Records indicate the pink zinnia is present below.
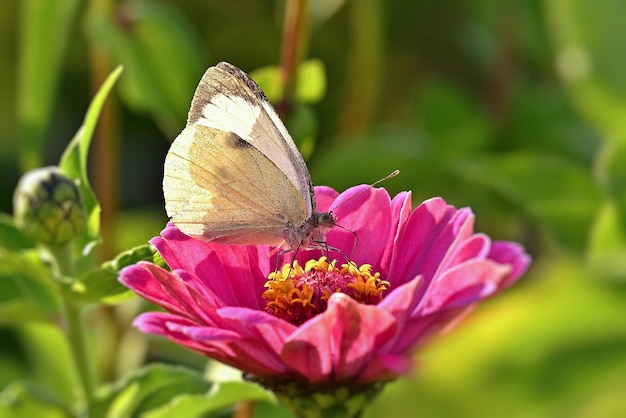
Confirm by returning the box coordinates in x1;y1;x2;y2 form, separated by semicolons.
120;185;529;396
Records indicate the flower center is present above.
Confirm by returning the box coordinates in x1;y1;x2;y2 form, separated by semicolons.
262;257;390;325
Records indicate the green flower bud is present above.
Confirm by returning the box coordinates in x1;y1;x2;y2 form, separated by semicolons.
13;166;86;246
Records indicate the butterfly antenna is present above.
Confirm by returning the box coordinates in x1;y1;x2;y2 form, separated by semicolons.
331;170;400;212
371;169;400;187
322;170;399;264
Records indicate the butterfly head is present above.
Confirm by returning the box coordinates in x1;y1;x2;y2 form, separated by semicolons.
282;211;336;251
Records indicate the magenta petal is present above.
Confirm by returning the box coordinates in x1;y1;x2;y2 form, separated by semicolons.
378;275;424;326
489;241;532;289
359;353;413;382
325;186;393;267
389;198;475;287
314;186;340;212
379;190;413;272
120;263;213;323
217;307;296;355
282;294;397;382
152;225;267;309
133;312;237;360
422;259;512;314
150;223;210;272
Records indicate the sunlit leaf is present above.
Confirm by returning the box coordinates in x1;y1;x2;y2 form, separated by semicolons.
144;381;274;418
0;382;68;418
59;66;123;258
0;213;33;251
0;249;59;323
295;59;326;104
250;66;282;103
98;364;212;417
251;59;326;105
72;244;158;304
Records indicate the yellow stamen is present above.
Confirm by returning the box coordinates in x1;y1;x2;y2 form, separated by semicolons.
263;257;390;325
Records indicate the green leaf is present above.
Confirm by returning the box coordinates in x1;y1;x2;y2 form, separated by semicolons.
295;59;326;104
0;248;60;323
0;212;34;251
0;382;68;418
144;381;275;418
86;2;203;136
588;201;626;280
415;79;491;154
251;59;327;105
72;244;158;304
458;153;602;251
97;364;212;418
602;140;626;224
588;140;626;279
250;66;282;103
59;66;123;257
108;243;159;271
17;0;79;171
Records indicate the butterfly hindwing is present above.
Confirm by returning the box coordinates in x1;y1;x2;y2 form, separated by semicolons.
186;62;315;216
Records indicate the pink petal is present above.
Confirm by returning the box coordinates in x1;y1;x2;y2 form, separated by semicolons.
489;241;531;289
378;275;424;328
314;186;340;212
421;259;512;314
168;321;291;377
325;185;394;267
389;198;474;287
121;263;214;323
217;306;296;355
282;294;397;382
359;353;413;382
152;224;267;309
379;191;413;272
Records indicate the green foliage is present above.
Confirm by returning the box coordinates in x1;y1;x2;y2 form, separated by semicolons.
86;1;204;136
59;66;122;258
17;0;79;171
97;364;212;418
0;382;69;418
73;243;158;304
251;59;327;104
141;381;274;418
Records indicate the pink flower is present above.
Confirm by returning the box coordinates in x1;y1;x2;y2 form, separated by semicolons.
120;186;530;384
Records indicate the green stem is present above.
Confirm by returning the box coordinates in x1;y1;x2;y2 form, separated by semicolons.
278;0;309;119
52;243;97;417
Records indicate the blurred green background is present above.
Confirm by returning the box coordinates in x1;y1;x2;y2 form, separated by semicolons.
2;0;626;417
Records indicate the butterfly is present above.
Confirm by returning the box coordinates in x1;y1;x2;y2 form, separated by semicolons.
163;62;336;251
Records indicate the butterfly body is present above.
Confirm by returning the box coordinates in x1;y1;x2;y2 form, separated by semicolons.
163;62;335;250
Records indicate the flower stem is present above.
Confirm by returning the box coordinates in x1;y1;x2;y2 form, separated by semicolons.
51;243;97;417
278;0;309;118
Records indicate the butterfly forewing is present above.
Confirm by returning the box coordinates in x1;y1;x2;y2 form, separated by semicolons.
163;125;308;246
186;62;315;216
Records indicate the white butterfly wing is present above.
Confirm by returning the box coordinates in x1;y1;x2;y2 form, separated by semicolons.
163;125;308;246
186;62;315;216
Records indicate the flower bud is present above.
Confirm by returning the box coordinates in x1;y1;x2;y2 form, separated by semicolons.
13;166;86;246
